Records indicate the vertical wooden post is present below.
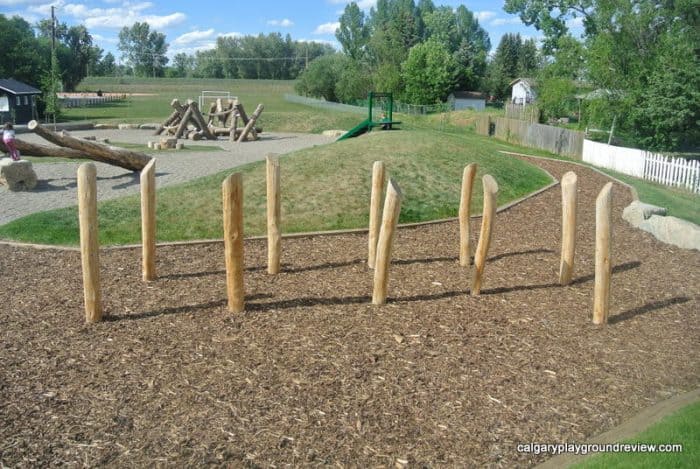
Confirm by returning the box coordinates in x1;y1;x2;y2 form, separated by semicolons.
593;182;613;325
559;171;578;285
223;173;245;313
266;154;281;274
237;104;264;142
140;158;157;281
372;179;403;305
471;175;499;296
459;163;477;267
77;163;102;323
368;161;385;269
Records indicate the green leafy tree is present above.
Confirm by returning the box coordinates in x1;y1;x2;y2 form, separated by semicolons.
401;39;457;104
0;15;46;86
118;22;169;77
41;48;62;122
295;54;346;102
336;2;369;61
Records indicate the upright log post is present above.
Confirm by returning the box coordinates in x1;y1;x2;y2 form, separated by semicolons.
229;115;239;143
368;161;386;269
140;158;157;281
77;163;102;323
372;179;403;305
237;104;264;142
471;175;499;296
223;173;245;313
266;154;281;274
559;171;578;285
459;163;477;267
593;182;613;325
189;101;216;140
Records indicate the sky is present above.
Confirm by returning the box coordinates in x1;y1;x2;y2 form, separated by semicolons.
0;0;584;61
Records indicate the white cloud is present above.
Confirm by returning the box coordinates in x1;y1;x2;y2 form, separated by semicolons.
476;11;496;23
84;11;186;29
173;28;215;45
267;18;294;27
313;22;339;35
491;17;523;26
0;0;45;6
218;31;243;38
328;0;376;10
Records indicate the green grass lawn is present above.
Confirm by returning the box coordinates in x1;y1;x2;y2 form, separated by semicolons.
65;77;362;133
572;401;699;468
0;129;552;246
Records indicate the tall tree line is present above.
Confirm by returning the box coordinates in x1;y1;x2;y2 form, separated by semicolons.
296;0;494;105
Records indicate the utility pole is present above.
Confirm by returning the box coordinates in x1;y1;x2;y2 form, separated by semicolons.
51;6;55;51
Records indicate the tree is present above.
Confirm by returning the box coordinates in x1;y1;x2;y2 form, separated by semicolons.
401;39;457;104
95;52;117;77
169;53;195;78
336;2;369;61
118;22;169;77
0;15;46;86
295;54;346;102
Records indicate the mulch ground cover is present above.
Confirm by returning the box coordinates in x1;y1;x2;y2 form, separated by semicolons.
1;156;698;467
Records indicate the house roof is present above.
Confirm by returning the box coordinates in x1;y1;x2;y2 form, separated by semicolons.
0;78;41;95
508;78;537;89
451;91;487;100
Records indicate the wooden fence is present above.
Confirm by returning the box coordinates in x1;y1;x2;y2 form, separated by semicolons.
494;117;584;159
58;94;127;108
505;103;540;124
582;139;700;194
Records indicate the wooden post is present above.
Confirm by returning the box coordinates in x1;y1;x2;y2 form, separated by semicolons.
368;161;385;269
372;179;403;305
471;175;498;296
459;163;477;267
140;158;157;281
593;182;613;325
77;163;102;323
223;173;245;313
266;154;281;274
174;104;194;139
559;171;578;285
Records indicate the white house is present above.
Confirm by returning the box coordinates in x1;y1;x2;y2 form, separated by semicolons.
448;91;486;111
509;78;537;105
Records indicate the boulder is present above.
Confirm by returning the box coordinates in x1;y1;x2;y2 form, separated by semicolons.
638;215;700;251
622;200;667;226
322;129;346;138
0;159;38;191
118;123;136;130
139;123;159;130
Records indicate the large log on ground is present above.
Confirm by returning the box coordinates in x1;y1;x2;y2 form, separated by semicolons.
28;120;152;172
237;104;264;143
0;138;115;166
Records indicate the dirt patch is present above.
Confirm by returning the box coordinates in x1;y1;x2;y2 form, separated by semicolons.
1;157;698;467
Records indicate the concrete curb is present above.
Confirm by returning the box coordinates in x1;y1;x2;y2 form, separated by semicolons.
536;388;700;468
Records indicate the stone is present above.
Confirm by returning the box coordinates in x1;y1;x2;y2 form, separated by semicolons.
118;123;135;130
0;159;38;191
638;215;700;251
322;129;345;138
622;200;667;226
175;142;184;150
147;141;154;149
139;123;158;130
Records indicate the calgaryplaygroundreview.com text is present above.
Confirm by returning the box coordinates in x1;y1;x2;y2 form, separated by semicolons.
517;442;684;456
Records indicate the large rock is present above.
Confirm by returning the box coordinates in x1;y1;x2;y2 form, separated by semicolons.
622;200;667;226
638;215;700;251
0;159;38;191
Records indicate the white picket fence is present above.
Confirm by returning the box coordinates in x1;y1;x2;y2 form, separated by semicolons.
582;139;700;194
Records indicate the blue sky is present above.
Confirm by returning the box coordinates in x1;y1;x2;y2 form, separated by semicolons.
0;1;583;61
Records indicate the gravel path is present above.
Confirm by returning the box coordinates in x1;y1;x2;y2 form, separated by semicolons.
0;129;334;225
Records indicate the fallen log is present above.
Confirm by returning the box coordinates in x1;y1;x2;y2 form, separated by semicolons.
28;120;152;172
235;103;249;125
0;138;119;167
155;99;186;136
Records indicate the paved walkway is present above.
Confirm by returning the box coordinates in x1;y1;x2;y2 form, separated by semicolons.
0;129;334;225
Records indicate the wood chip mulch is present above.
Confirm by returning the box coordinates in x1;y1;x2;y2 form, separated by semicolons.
1;156;698;467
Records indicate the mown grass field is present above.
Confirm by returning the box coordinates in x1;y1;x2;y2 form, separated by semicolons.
0;129;552;245
573;401;699;469
68;77;362;133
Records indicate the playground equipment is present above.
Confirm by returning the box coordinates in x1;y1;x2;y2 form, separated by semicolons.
337;92;401;141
